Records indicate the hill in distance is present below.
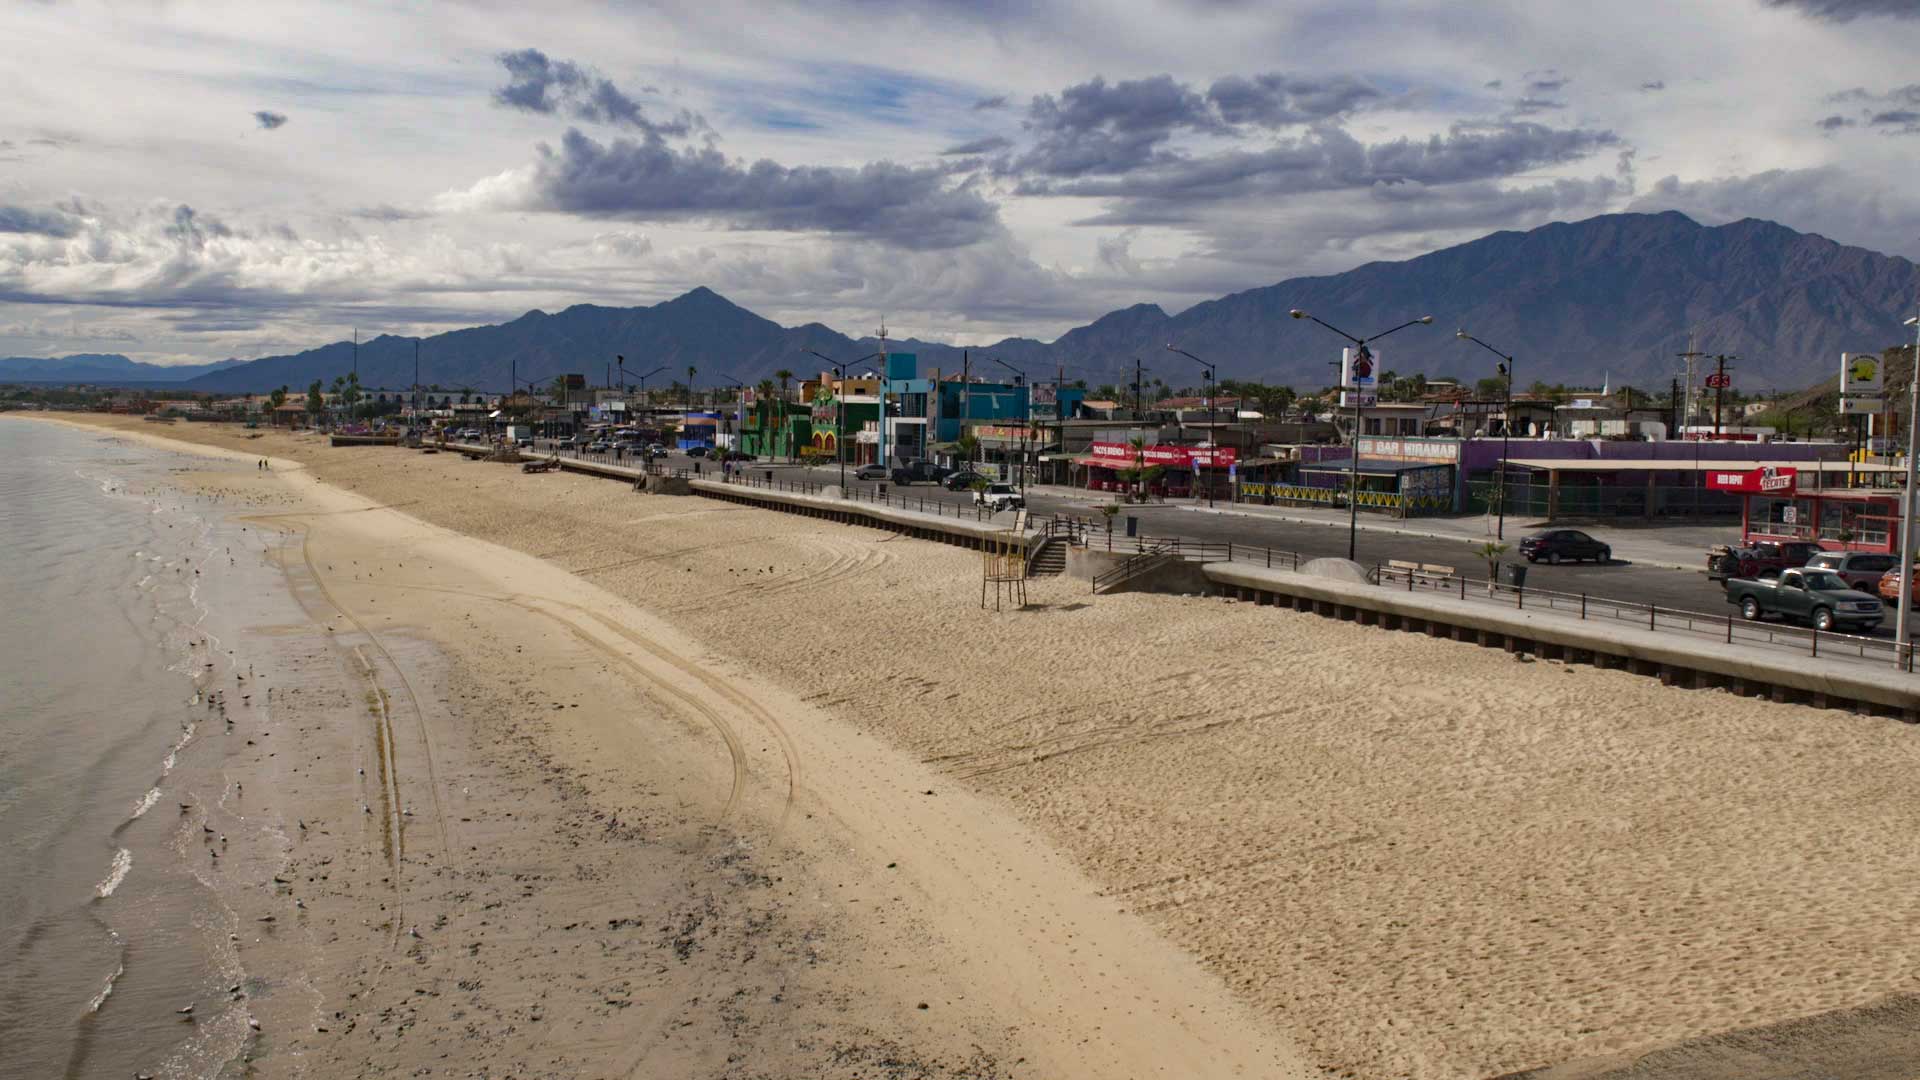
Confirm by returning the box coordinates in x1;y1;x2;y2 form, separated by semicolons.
0;354;244;384
175;211;1920;396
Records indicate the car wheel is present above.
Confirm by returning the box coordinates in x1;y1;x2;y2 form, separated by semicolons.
1547;551;1562;565
1525;554;1538;563
1598;547;1610;564
1813;607;1835;632
1740;597;1762;621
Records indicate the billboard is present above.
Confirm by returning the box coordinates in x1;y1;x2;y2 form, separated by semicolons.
1705;466;1797;494
1841;352;1883;395
562;373;586;390
1341;345;1379;390
885;352;918;382
1031;382;1058;406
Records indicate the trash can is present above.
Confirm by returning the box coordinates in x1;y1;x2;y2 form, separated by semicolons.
1125;515;1138;537
1507;563;1528;590
764;470;773;483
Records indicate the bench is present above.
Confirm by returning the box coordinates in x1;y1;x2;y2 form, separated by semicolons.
1386;560;1457;587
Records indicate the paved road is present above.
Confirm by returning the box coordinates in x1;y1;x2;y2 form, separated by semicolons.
532;442;1891;639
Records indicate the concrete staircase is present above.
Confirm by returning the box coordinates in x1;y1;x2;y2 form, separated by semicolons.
1026;537;1067;577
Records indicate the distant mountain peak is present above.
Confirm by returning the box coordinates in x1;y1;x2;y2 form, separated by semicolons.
161;210;1919;397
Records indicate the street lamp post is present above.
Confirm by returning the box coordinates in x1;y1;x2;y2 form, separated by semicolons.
981;354;1029;492
1456;331;1516;540
1897;314;1920;671
1165;346;1217;507
717;374;746;465
802;350;887;492
617;354;625;394
1289;310;1435;560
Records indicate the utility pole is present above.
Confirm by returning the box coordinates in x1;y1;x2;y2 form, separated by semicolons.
1897;314;1919;671
1712;354;1735;437
1134;356;1146;417
1670;377;1681;438
413;339;420;424
1677;334;1705;436
962;349;973;469
875;320;889;469
353;328;358;383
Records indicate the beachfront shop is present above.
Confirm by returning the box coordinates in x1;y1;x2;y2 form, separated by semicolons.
1711;467;1909;553
973;423;1054;484
1071;441;1238;498
1261;456;1455;517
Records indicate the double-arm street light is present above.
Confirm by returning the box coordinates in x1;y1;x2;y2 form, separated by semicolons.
803;348;883;491
716;373;746;460
1289;310;1434;560
980;354;1029;492
1455;331;1516;540
1165;345;1217;507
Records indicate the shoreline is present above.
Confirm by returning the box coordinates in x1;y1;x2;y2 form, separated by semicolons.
21;413;1313;1079
23;412;1920;1079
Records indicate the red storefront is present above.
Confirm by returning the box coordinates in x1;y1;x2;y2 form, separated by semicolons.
1074;441;1239;497
1710;466;1906;553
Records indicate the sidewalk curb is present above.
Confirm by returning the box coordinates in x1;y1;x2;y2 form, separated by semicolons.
1172;503;1703;575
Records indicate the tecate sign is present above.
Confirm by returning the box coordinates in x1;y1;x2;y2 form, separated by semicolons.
1705;465;1797;494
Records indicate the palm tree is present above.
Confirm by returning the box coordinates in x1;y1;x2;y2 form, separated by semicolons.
774;368;793;398
687;365;698;409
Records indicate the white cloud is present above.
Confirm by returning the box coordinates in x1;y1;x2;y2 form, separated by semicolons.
3;0;1920;362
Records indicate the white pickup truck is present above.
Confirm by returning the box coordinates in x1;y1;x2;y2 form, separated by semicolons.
972;482;1025;513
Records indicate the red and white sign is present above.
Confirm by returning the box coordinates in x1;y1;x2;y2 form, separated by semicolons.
1089;441;1238;468
1704;373;1732;389
1705;465;1797;494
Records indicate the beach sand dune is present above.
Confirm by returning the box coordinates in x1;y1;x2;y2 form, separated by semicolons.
35;415;1920;1080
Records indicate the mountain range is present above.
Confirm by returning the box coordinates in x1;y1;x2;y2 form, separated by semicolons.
0;354;244;384
15;211;1920;396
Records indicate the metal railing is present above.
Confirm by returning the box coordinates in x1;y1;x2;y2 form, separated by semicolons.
1091;542;1175;593
1366;562;1912;670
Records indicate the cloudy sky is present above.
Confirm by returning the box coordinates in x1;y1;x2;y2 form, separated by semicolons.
3;0;1919;364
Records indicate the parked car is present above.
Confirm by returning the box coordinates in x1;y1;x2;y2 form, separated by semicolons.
1518;530;1611;565
890;459;951;485
685;446;709;458
1804;551;1898;592
944;470;987;491
1877;566;1919;607
1726;567;1884;632
973;482;1025;512
854;463;889;480
1707;540;1822;582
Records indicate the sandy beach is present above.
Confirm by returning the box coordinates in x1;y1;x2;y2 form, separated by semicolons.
25;413;1920;1079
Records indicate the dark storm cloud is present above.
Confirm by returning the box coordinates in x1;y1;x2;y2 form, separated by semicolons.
1869;109;1920;132
971;94;1009;110
1511;97;1566;115
1816;113;1857;130
1763;0;1920;19
1525;72;1569;94
1640;80;1666;91
1204;73;1382;127
940;135;1013;155
514;128;1001;249
493;48;702;139
0;205;79;236
1017;121;1620;211
253;110;288;129
1009;74;1223;178
350;204;431;221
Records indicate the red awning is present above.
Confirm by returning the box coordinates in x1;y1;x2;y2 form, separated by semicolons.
1076;455;1131;469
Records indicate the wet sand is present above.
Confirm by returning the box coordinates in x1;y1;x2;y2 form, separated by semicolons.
27;413;1920;1079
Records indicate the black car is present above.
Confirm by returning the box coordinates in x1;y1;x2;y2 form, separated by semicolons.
944;470;986;491
1519;530;1611;565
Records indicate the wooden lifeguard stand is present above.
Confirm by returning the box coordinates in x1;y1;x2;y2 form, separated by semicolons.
982;509;1030;610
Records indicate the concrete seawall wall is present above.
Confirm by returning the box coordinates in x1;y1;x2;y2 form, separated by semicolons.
687;478;1031;552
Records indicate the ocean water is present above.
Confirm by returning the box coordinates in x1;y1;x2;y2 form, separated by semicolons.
0;420;277;1078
